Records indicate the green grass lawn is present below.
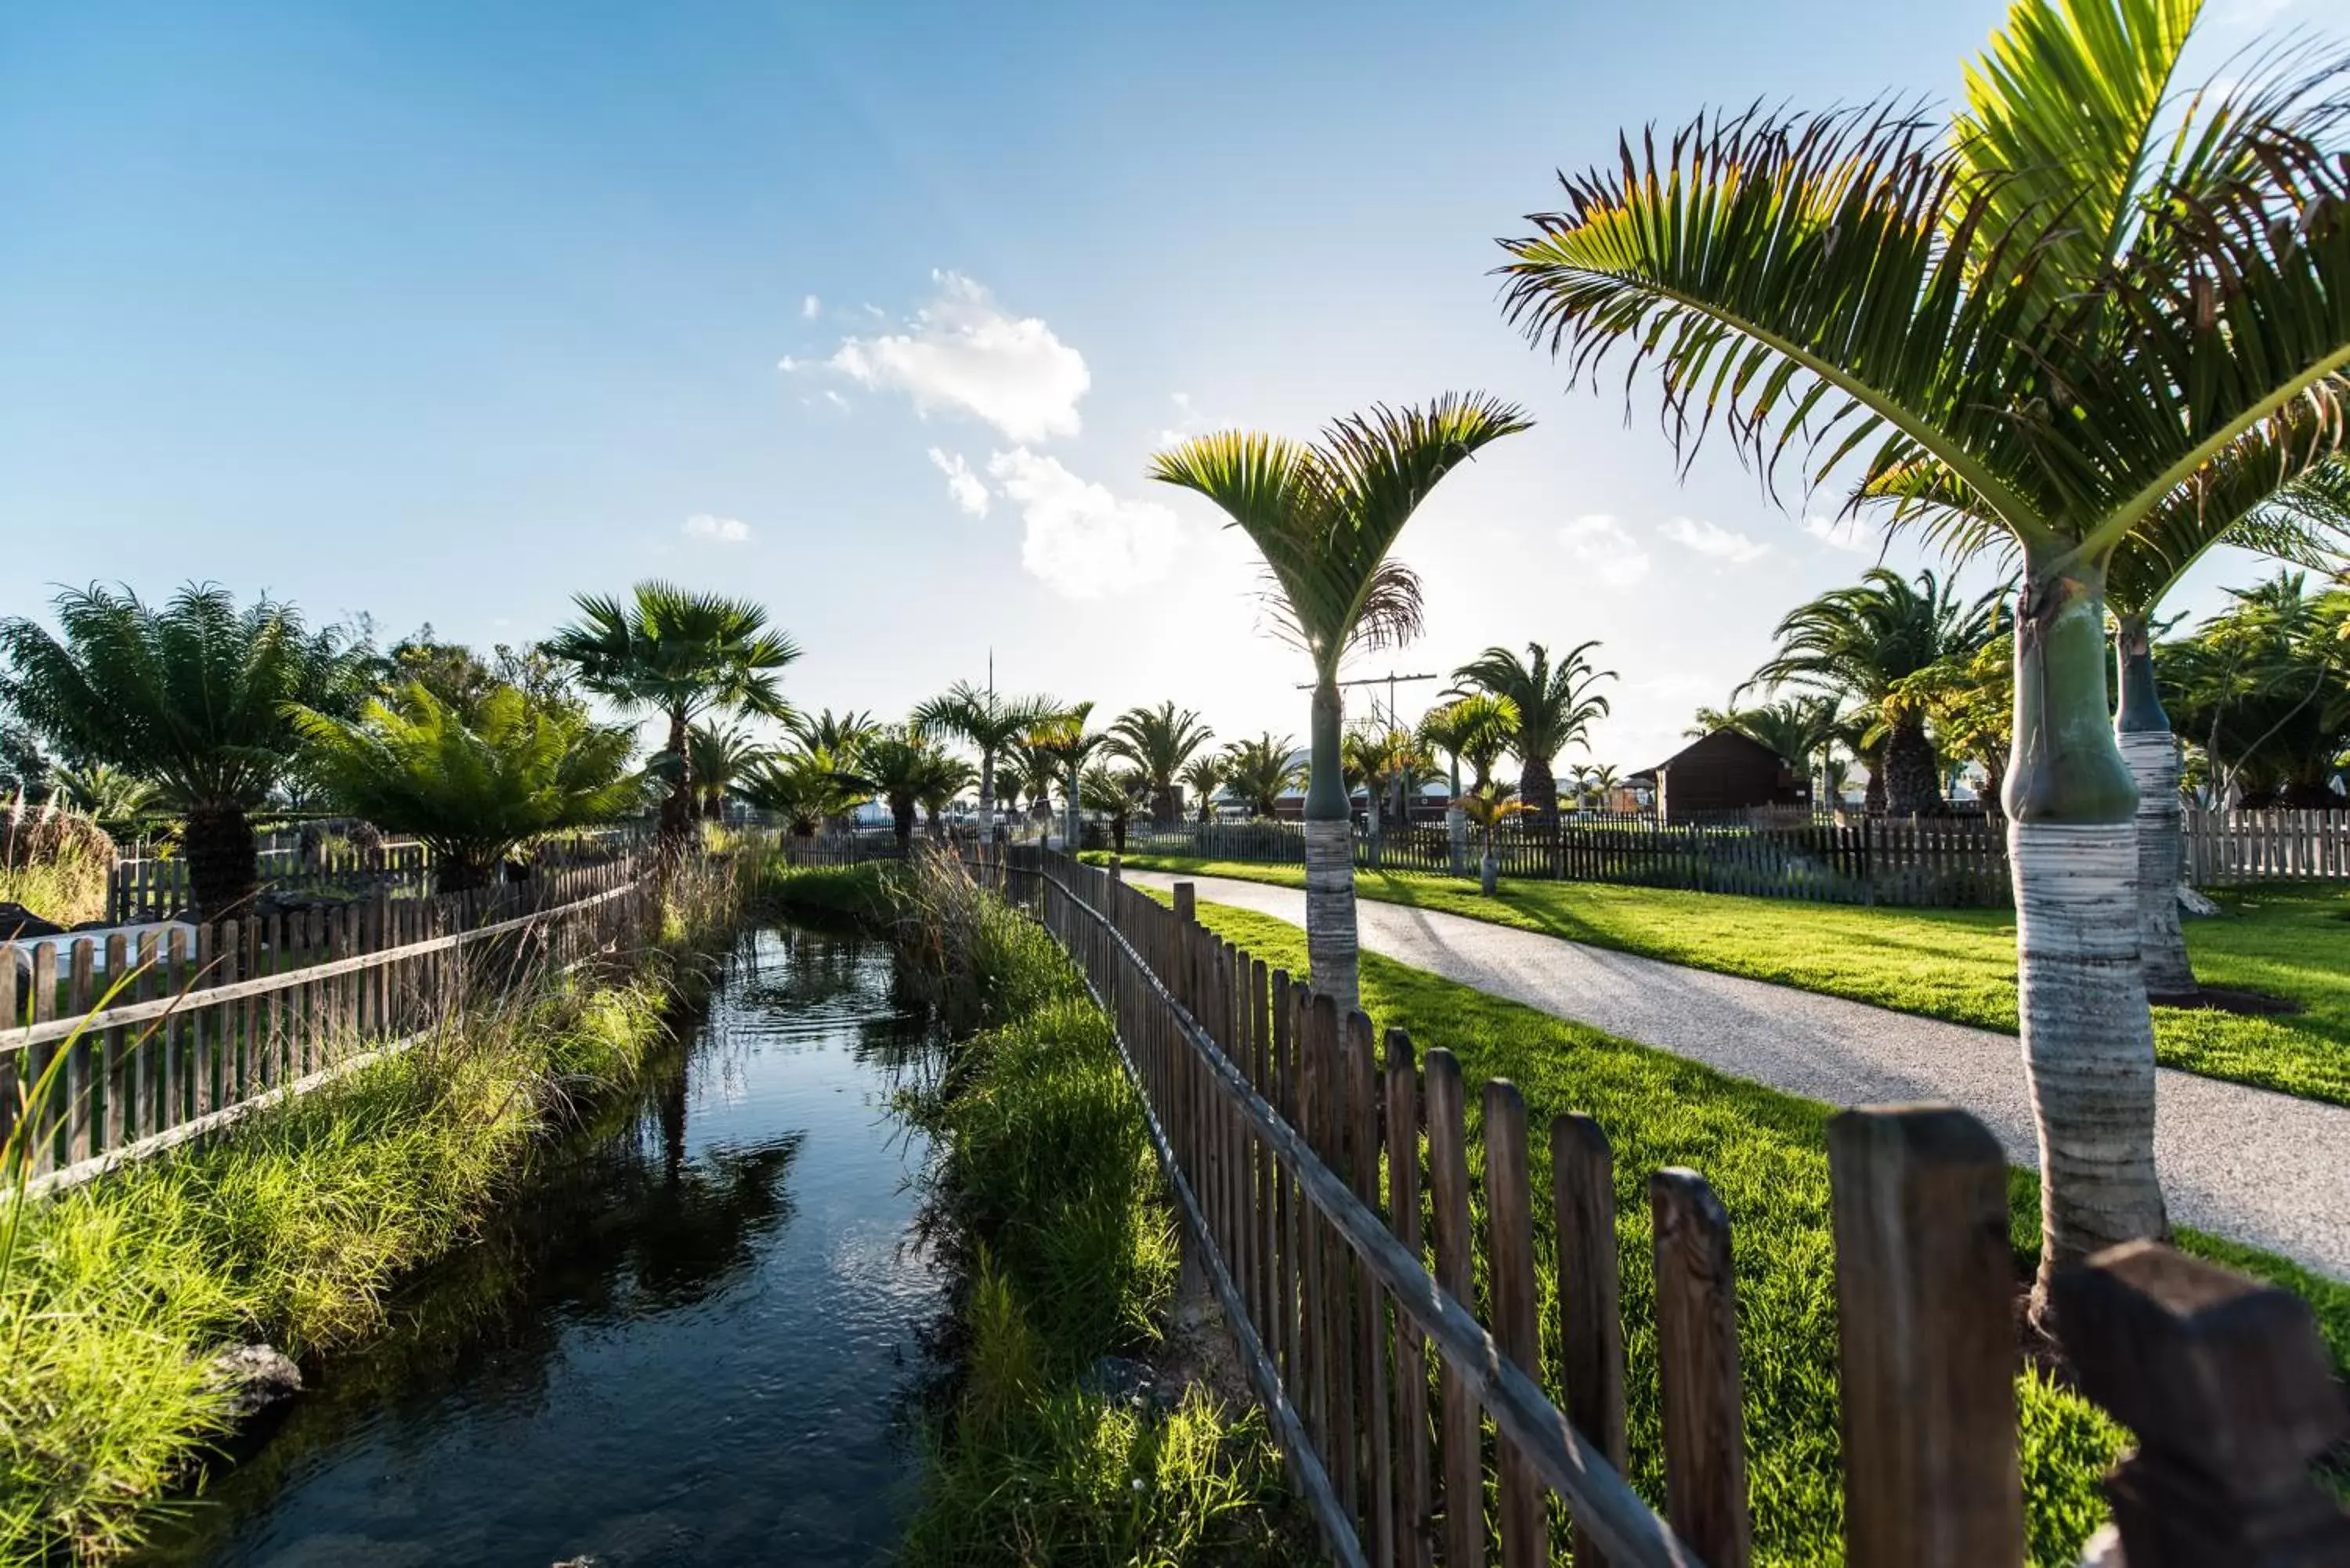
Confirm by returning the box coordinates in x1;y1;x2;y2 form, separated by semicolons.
1093;854;2350;1107
1169;896;2350;1566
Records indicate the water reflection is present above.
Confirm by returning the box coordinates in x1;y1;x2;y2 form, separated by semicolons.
138;922;945;1568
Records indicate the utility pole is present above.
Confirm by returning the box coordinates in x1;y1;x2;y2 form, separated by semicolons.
1292;670;1441;732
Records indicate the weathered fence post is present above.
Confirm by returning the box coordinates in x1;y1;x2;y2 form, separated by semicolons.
1552;1112;1629;1568
1650;1168;1751;1568
1173;880;1197;927
1825;1105;2024;1567
2053;1241;2350;1568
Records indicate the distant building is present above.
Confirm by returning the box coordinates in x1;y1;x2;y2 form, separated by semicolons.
1629;729;1810;823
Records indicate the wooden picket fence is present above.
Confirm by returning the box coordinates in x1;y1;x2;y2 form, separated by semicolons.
2;854;651;1192
2184;807;2350;884
106;841;435;923
985;847;2350;1567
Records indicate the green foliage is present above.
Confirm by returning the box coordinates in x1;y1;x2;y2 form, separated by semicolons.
291;681;639;892
1217;732;1303;818
1445;640;1614;803
2160;571;2350;805
894;894;1296;1566
0;583;365;814
1419;692;1520;793
1107;702;1215;823
843;727;971;846
0;964;676;1565
733;748;865;834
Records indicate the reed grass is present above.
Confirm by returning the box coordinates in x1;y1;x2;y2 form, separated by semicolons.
0;852;751;1566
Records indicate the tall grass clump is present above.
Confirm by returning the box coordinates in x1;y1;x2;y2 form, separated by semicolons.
0;854;746;1566
0;844;110;927
891;854;1300;1565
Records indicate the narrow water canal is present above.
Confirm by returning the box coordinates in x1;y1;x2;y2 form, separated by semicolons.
139;919;946;1568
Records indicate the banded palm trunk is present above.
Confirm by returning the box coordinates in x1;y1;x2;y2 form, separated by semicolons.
974;751;998;862
1302;677;1361;1013
2009;558;2166;1314
2117;619;2196;1000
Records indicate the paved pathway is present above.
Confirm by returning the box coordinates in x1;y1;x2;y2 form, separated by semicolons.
1127;870;2350;1279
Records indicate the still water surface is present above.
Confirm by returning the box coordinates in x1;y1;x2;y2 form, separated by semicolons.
139;921;944;1568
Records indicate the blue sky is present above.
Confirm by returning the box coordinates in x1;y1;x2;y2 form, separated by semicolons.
0;0;2320;771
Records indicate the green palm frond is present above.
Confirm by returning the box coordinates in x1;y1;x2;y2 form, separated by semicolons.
1150;396;1531;676
547;580;801;725
1498;5;2350;558
1445;642;1614;768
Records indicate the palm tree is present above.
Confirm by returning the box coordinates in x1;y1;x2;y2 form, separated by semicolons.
1581;761;1624;810
1446;641;1614;826
1495;0;2350;1299
842;728;964;851
1007;739;1061;825
686;721;761;821
1220;733;1305;819
1152;396;1533;1010
1178;752;1227;822
1026;701;1112;849
1107;702;1215;825
917;755;978;840
1742;571;2001;818
791;707;880;765
0;584;366;920
1419;692;1521;797
290;681;640;894
46;764;160;832
545;582;798;846
1079;764;1149;855
911;681;1061;851
734;750;860;836
1458;781;1531;895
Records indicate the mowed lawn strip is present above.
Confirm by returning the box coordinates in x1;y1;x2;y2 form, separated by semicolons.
1160;896;2350;1566
1097;854;2350;1108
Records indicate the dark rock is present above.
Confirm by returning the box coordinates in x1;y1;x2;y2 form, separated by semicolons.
1080;1354;1164;1410
206;1342;303;1419
0;902;63;941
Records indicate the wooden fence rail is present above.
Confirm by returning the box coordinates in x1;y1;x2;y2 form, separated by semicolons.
3;854;650;1190
982;846;2350;1566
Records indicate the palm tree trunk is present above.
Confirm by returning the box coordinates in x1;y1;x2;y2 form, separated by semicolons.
2117;619;2196;1001
975;750;997;862
1302;674;1361;1013
659;709;695;844
183;800;257;922
1882;716;1942;817
2008;555;2166;1320
893;800;916;849
1520;753;1558;826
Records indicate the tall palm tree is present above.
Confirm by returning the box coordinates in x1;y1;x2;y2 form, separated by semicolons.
1495;0;2350;1299
1026;701;1112;849
1887;429;2349;996
1152;396;1533;1010
686;721;761;821
1446;641;1614;826
1742;570;2002;818
546;582;798;845
291;681;640;893
1220;733;1305;819
1177;752;1227;822
1107;702;1215;825
1419;692;1522;798
910;681;1061;850
0;584;366;919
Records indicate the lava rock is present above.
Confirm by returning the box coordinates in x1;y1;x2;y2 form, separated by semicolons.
207;1342;303;1420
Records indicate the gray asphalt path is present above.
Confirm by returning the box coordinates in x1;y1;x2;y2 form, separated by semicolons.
1127;869;2350;1279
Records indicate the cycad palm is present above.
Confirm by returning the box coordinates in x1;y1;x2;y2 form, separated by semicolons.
0;584;365;919
685;721;761;821
910;682;1061;849
545;582;799;845
1107;702;1215;825
1152;395;1532;1010
1496;0;2350;1293
1445;641;1614;825
843;728;964;850
291;681;640;893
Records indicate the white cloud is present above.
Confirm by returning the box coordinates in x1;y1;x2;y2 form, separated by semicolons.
987;447;1182;598
1560;514;1652;588
928;448;991;517
682;514;751;545
801;294;820;320
1661;515;1769;564
1802;513;1876;554
787;270;1091;443
822;389;851;411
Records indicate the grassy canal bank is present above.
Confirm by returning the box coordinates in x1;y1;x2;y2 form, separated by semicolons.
765;855;1301;1566
0;858;754;1566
